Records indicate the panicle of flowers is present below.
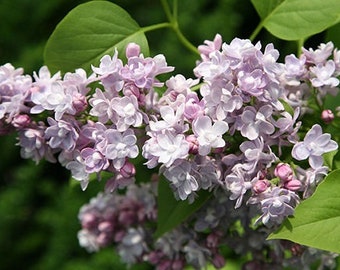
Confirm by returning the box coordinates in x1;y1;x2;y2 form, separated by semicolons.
1;33;340;270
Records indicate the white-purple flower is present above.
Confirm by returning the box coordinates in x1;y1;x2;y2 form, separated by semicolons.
292;124;338;168
254;187;299;226
103;128;139;169
239;105;275;140
310;60;339;88
45;117;79;151
111;95;144;132
192;115;228;156
163;160;199;201
143;130;189;168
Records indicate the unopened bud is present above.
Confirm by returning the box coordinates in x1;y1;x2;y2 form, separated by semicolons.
126;43;140;58
12;114;31;128
284;178;302;191
321;109;334;124
120;160;136;178
253;180;270;193
274;163;293;182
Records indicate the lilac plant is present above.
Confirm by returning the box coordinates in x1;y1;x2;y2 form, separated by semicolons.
2;0;340;269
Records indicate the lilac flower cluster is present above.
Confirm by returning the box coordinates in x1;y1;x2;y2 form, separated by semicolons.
1;35;340;269
78;180;338;269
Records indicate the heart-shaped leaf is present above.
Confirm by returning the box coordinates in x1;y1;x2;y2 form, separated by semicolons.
251;0;340;40
268;169;340;253
44;1;149;73
154;176;211;239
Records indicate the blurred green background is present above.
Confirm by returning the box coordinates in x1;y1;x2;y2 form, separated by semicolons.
0;1;338;269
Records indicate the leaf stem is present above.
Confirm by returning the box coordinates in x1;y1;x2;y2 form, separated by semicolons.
141;22;172;34
159;0;199;55
250;21;264;42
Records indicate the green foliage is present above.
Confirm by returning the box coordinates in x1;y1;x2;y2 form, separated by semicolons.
154;176;211;239
251;0;340;40
268;169;340;253
44;1;149;74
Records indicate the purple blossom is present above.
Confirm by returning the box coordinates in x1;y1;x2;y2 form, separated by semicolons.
224;164;252;208
103;128;139;169
292;124;338;168
120;48;174;89
302;42;334;65
282;54;307;86
92;51;124;92
45;117;79;151
111;95;144;131
254;187;300;226
237;69;267;96
310;60;339;88
89;88;116;124
239;105;275;140
18;126;55;164
194;50;231;81
30;81;75;120
192;115;228;156
162;160;199;201
80;147;109;173
198;34;222;61
143;130;189;168
148;105;187;133
239;137;277;173
202;82;243;121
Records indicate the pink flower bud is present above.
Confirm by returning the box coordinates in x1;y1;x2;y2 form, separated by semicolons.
98;221;114;233
274;163;293;182
253;180;270;193
284;179;302;191
72;93;88;113
96;232;112;247
186;135;199;154
126;43;140;58
172;259;185;270
321;109;334;124
212;254;226;269
81;213;97;229
12;114;31;128
120;160;136;178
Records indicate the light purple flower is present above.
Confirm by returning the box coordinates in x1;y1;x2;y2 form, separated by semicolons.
111;95;144;131
45;117;79;151
224;164;252;208
143;130;189;168
198;34;222;61
18;126;55;164
239;105;275;140
240;137;277;173
89;88;116;124
104;128;139;169
163;160;199;201
192;115;228;156
237;69;267;96
80;147;109;173
92;51;124;92
310;60;339;88
30;81;75;120
292;124;338;168
254;187;300;226
302;42;334;65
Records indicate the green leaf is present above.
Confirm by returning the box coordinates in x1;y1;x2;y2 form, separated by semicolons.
268;169;340;253
323;150;338;170
251;0;283;19
44;1;149;73
326;23;340;48
251;0;340;40
154;176;211;239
